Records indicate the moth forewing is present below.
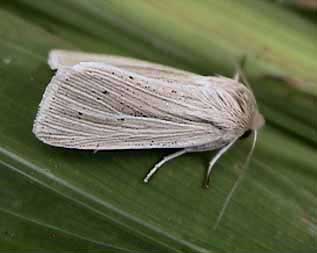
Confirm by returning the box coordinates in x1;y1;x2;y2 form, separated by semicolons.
34;62;223;150
49;49;200;83
33;49;264;186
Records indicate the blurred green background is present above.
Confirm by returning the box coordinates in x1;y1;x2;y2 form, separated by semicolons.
0;0;316;252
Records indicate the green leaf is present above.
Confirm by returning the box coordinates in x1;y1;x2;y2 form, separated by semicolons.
0;1;316;252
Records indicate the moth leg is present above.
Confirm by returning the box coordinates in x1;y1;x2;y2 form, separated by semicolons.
143;149;188;183
204;137;239;188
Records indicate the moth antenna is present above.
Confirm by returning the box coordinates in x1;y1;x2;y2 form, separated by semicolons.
233;72;240;82
204;137;239;188
234;55;254;92
144;149;188;183
213;130;258;230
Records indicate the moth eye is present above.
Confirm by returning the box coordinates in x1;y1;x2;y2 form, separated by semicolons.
240;129;252;139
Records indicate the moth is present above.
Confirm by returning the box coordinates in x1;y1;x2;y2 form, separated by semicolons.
33;49;264;187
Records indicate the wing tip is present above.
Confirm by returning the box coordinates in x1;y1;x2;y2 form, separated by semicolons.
33;67;70;142
32;87;56;142
48;49;68;70
48;49;104;70
48;49;82;70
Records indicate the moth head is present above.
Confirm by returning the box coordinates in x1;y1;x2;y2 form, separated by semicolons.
249;111;265;130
